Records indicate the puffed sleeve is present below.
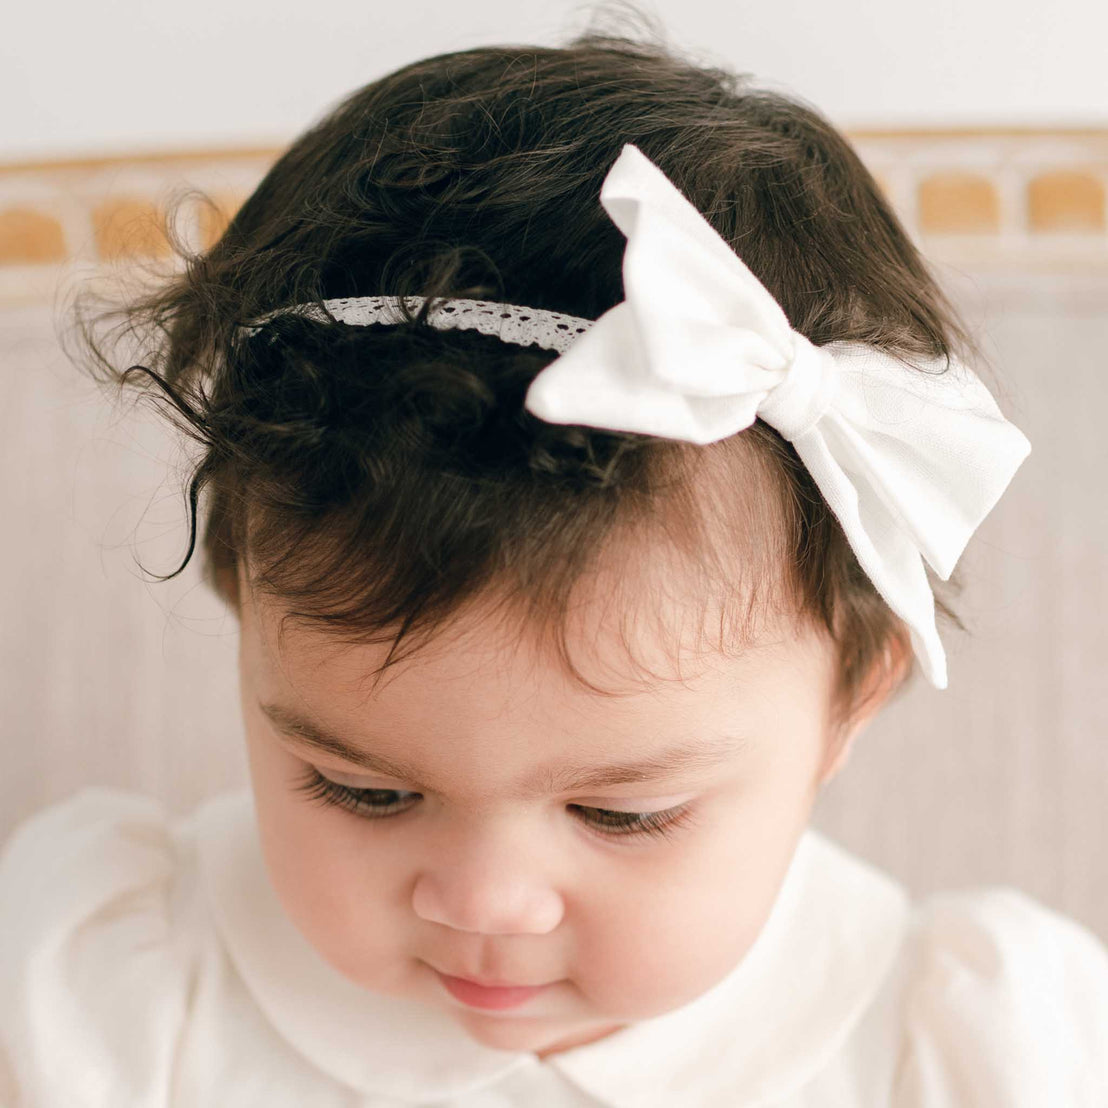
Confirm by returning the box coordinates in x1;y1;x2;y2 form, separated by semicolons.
893;886;1108;1107
0;787;198;1108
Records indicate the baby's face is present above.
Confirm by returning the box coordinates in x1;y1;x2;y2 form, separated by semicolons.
236;563;853;1059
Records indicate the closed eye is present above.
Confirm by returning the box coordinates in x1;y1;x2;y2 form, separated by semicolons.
291;766;698;843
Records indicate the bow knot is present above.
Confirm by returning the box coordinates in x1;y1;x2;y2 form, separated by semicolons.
757;334;840;443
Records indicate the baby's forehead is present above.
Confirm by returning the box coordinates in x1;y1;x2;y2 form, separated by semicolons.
244;563;812;713
244;573;837;805
238;430;806;695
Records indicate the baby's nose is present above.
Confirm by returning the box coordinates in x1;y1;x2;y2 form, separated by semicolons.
410;824;564;935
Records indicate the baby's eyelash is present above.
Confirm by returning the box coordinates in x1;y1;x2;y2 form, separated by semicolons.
291;766;697;843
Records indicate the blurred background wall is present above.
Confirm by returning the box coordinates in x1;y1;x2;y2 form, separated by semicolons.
2;2;1106;941
4;0;1108;161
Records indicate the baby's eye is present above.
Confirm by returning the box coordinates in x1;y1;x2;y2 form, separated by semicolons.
292;767;696;843
293;767;418;818
565;802;697;842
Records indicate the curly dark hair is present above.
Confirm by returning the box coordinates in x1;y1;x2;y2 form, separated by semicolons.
67;12;975;733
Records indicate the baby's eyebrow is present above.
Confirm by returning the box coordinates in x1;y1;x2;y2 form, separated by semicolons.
258;700;749;798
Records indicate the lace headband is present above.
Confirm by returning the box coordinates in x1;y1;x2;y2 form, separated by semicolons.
240;143;1032;689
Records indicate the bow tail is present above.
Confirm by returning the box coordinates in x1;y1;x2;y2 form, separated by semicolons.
826;356;1032;580
791;428;949;689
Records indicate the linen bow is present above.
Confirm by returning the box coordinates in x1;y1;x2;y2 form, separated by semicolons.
523;143;1032;689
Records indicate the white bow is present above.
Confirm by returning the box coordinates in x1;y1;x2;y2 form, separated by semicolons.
524;143;1032;689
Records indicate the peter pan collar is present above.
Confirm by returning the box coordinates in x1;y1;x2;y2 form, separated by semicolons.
192;788;910;1107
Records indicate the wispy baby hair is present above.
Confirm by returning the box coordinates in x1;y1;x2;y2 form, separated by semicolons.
70;13;975;731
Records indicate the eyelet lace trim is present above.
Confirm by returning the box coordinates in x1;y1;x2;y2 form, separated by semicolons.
240;296;595;354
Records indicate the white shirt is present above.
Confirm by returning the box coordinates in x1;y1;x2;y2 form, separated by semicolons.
2;786;1107;1107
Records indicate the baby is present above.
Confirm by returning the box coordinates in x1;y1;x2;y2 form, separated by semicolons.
3;20;1107;1108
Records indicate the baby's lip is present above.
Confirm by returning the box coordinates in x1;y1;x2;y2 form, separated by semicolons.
437;967;552;988
435;971;553;1011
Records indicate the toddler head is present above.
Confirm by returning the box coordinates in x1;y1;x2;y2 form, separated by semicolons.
78;28;983;1058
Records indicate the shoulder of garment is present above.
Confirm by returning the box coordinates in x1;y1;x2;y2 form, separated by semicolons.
889;884;1108;1107
0;787;204;1108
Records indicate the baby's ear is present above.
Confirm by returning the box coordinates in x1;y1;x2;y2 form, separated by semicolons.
817;631;912;787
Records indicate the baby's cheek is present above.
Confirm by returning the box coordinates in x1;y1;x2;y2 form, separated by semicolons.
572;876;769;1020
256;794;402;988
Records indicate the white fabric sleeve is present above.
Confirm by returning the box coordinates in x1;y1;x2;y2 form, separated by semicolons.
893;886;1108;1107
0;788;197;1108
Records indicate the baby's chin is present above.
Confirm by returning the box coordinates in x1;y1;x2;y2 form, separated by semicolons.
448;1004;631;1057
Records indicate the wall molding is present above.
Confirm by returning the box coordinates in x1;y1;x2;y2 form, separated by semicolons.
2;128;1106;307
